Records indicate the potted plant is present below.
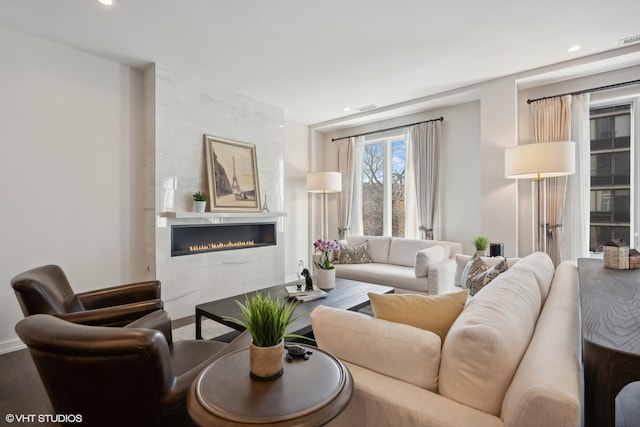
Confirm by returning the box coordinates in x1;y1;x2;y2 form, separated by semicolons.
313;239;340;290
192;191;207;213
223;293;306;380
473;235;489;256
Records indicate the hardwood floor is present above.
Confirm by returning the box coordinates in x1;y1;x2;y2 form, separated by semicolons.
0;348;59;426
2;336;638;427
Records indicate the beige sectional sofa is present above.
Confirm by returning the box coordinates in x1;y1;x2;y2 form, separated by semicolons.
311;252;581;427
333;235;464;295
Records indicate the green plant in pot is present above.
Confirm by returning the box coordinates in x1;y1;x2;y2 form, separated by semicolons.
473;235;489;255
223;292;307;380
192;191;207;213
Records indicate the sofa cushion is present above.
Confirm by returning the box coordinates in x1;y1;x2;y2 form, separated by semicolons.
368;290;469;341
465;257;510;296
414;245;447;278
336;240;373;264
335;263;430;293
310;305;442;391
501;261;581;427
455;254;520;288
505;252;555;304
344;236;391;263
439;254;544;416
388;238;451;267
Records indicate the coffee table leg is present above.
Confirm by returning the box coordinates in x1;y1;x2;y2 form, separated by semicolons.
196;310;203;340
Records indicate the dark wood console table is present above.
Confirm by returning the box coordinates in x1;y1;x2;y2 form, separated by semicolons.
578;258;640;427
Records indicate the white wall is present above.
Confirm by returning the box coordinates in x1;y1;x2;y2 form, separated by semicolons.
321;101;482;254
283;120;310;280
310;52;640;260
0;25;147;352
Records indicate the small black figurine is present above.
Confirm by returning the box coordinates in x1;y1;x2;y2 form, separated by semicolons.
285;344;313;361
300;268;313;291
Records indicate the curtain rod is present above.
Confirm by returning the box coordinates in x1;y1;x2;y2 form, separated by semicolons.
526;79;640;104
331;116;443;142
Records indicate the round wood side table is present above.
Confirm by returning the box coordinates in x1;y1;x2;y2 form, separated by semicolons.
187;345;353;426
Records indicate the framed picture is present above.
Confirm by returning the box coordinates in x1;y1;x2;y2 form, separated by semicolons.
204;135;261;212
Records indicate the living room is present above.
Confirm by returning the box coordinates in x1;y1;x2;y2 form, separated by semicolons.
1;1;640;426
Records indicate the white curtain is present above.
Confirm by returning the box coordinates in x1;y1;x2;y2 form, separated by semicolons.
563;93;591;261
409;121;441;239
347;136;364;236
336;137;353;239
531;95;571;266
404;128;419;238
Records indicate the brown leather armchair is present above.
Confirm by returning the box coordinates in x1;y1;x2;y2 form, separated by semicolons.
11;264;163;326
15;310;251;427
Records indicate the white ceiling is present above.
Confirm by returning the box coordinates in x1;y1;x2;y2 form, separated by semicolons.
1;0;639;125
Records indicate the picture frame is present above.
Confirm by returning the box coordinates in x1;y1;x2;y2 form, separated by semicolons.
204;135;261;212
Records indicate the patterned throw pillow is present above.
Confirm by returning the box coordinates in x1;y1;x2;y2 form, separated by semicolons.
463;254;509;296
335;240;373;264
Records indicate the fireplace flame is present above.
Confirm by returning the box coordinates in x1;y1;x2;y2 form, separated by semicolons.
188;240;255;252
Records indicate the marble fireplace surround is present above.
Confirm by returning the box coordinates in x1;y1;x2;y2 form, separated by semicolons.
150;64;287;321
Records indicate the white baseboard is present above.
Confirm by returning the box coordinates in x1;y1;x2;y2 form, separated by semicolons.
0;338;25;355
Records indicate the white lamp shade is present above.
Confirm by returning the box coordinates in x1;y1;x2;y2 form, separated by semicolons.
505;141;575;179
307;171;342;193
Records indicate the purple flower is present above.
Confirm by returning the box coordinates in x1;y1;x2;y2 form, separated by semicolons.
313;239;340;270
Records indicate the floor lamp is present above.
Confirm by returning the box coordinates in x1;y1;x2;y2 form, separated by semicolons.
505;141;575;253
307;172;342;241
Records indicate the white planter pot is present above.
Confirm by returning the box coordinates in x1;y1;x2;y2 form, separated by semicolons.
316;268;336;290
249;340;284;380
193;200;207;213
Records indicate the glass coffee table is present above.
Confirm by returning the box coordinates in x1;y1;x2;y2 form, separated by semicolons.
195;278;393;340
187;345;353;426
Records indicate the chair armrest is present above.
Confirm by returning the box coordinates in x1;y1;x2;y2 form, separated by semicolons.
57;300;163;327
427;259;457;295
125;309;173;345
163;330;253;414
77;280;161;309
310;305;441;391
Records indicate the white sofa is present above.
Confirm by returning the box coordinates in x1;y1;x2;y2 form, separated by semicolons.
311;252;581;427
333;235;463;295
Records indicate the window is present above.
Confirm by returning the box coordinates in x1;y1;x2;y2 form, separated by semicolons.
589;105;632;251
361;134;406;237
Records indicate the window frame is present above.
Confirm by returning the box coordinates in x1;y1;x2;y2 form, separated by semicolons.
361;131;406;237
588;99;637;251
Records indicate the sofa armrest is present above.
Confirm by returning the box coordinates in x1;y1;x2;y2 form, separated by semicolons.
427;259;457;295
310;305;441;391
77;280;162;309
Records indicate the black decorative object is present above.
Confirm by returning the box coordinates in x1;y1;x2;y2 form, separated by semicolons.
489;243;504;257
301;268;313;291
285;344;313;361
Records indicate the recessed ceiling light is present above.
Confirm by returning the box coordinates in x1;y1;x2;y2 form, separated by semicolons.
567;45;581;53
98;0;113;5
343;107;351;112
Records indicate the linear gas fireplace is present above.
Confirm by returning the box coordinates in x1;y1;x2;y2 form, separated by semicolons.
171;222;276;257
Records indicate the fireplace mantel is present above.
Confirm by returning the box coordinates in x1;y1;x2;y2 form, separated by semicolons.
159;211;287;220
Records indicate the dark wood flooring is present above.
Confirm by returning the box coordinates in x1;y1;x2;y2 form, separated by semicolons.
2;327;639;426
0;348;59;426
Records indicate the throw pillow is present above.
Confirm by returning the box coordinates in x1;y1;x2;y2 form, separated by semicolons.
455;254;520;288
414;245;446;278
335;240;373;264
465;257;509;296
368;290;469;342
